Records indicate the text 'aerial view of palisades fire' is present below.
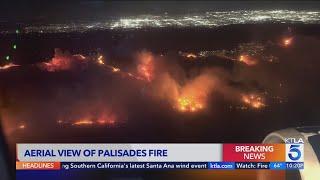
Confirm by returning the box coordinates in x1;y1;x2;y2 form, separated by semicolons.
1;1;320;161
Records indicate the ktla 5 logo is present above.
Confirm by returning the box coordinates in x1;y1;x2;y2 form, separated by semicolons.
286;144;304;162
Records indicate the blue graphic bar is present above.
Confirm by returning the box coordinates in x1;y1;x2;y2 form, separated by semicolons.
269;162;286;170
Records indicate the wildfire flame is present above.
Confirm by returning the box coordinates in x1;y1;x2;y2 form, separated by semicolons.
18;123;26;129
186;53;197;59
154;73;215;113
239;55;257;66
71;111;117;126
0;63;20;70
176;96;204;112
97;55;105;65
97;119;116;125
283;37;293;47
179;52;198;60
73;119;94;126
40;49;88;72
93;52;149;82
112;67;120;72
241;94;266;109
137;51;154;82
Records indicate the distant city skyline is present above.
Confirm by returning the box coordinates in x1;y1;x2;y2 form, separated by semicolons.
1;1;320;24
1;9;317;34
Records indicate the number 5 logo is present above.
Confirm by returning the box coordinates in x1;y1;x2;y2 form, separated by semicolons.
287;144;302;161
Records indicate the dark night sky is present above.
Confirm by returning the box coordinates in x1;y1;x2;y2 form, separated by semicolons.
0;1;320;23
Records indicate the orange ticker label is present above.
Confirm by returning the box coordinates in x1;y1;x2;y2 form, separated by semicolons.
16;162;60;170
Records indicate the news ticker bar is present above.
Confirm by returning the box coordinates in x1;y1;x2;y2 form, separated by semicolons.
16;162;304;170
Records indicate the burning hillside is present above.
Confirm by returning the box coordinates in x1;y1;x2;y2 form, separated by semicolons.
0;40;295;137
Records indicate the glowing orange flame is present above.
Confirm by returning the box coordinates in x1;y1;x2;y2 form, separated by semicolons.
97;117;116;126
71;110;117;127
72;119;94;126
43;59;71;72
41;49;88;72
18;124;26;129
239;55;257;66
176;96;204;112
0;63;20;70
283;37;293;47
242;94;266;109
155;73;215;113
96;112;117;125
97;55;105;65
186;53;197;59
97;119;116;125
137;51;154;82
112;67;120;72
180;52;198;60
